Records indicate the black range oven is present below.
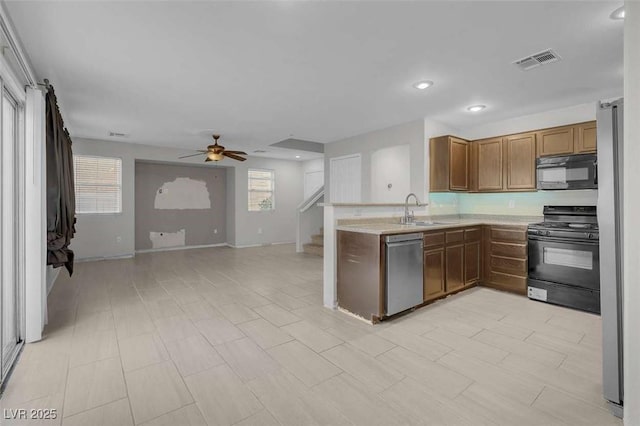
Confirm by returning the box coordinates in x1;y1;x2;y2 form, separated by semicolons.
527;206;600;314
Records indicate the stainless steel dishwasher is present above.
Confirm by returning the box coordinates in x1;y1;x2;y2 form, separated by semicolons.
385;233;424;316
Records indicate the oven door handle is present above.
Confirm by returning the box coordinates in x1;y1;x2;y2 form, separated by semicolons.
528;235;599;245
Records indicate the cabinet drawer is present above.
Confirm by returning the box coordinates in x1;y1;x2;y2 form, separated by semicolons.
488;271;527;293
491;242;527;258
446;230;464;244
424;232;445;248
464;227;481;242
490;255;527;276
490;227;527;243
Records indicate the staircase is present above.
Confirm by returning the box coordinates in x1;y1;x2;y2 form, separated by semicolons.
303;228;324;257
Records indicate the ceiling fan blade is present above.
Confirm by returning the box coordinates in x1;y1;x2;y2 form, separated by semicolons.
204;157;213;162
178;151;207;159
223;152;247;162
224;150;248;155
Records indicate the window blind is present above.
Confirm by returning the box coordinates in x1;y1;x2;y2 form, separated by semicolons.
248;169;275;211
73;155;122;214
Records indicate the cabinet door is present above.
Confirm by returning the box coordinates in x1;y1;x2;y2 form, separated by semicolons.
429;136;450;192
445;244;465;292
465;241;481;285
476;138;504;191
424;248;445;301
575;121;597;153
537;126;574;156
505;133;536;190
449;137;469;191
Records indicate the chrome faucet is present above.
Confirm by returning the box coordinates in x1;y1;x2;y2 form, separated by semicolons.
402;193;421;224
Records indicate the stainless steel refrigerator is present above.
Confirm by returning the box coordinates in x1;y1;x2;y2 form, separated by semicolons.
597;99;624;418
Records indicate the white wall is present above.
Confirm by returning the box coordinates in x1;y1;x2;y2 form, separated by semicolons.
324;120;427;204
459;102;598;140
370;145;410;203
624;2;640;424
230;157;303;247
71;137;304;258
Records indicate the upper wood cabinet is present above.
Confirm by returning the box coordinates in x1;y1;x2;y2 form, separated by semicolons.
575;121;597;153
537;121;597;156
476;137;504;191
429;136;469;192
537;125;574;157
505;133;537;190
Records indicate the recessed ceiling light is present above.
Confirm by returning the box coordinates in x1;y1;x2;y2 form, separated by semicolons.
295;155;301;159
467;104;486;112
413;80;434;90
610;6;625;20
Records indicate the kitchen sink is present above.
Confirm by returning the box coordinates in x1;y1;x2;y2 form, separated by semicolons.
408;221;456;226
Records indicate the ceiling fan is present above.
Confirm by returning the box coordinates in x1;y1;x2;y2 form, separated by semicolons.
179;134;247;162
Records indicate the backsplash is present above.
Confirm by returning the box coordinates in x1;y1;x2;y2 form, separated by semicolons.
430;190;598;217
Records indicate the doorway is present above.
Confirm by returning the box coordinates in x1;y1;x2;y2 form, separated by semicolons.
1;83;24;383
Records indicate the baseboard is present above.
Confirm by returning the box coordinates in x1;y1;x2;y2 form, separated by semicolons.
136;242;228;254
75;253;135;263
227;241;295;249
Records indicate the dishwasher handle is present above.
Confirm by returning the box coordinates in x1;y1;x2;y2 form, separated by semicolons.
386;240;424;249
385;233;423;244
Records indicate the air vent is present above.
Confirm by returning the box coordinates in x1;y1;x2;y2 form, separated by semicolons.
253;149;268;153
513;49;561;71
108;131;128;137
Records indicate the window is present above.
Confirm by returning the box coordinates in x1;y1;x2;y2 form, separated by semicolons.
73;155;122;214
248;169;275;211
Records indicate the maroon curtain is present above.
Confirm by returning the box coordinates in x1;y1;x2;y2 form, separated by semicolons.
46;85;76;274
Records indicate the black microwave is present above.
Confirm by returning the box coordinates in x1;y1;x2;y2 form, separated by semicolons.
536;153;597;190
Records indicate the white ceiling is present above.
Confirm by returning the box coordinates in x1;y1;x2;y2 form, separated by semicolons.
6;1;623;160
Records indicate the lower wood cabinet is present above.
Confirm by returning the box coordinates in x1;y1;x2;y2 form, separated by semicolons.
423;248;445;301
465;241;481;284
423;226;482;302
482;225;528;295
445;244;465;292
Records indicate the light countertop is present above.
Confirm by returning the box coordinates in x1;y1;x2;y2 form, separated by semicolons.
336;218;536;235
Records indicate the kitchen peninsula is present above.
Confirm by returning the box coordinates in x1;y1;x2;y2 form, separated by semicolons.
335;215;537;323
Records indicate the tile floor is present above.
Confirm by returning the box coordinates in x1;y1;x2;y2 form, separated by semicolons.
0;244;621;425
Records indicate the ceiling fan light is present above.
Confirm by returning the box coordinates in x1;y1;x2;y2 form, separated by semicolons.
207;152;224;161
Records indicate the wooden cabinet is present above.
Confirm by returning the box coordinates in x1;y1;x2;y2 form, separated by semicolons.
445;244;465;292
450;138;469;190
465;241;481;285
424;248;445;301
336;231;383;321
537;121;597;156
505;133;537;190
464;227;481;285
575;121;597;153
476;137;504;191
537;125;574;157
429;136;469;192
472;134;536;192
482;225;528;295
422;226;480;302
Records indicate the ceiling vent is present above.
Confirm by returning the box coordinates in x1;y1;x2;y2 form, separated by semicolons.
108;131;128;137
253;149;268;153
513;49;561;71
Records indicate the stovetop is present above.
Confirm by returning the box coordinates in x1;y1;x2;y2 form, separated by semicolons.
529;222;598;231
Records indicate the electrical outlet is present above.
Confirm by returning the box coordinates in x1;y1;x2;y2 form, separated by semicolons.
258;228;263;234
213;229;218;234
116;236;122;243
508;200;516;209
